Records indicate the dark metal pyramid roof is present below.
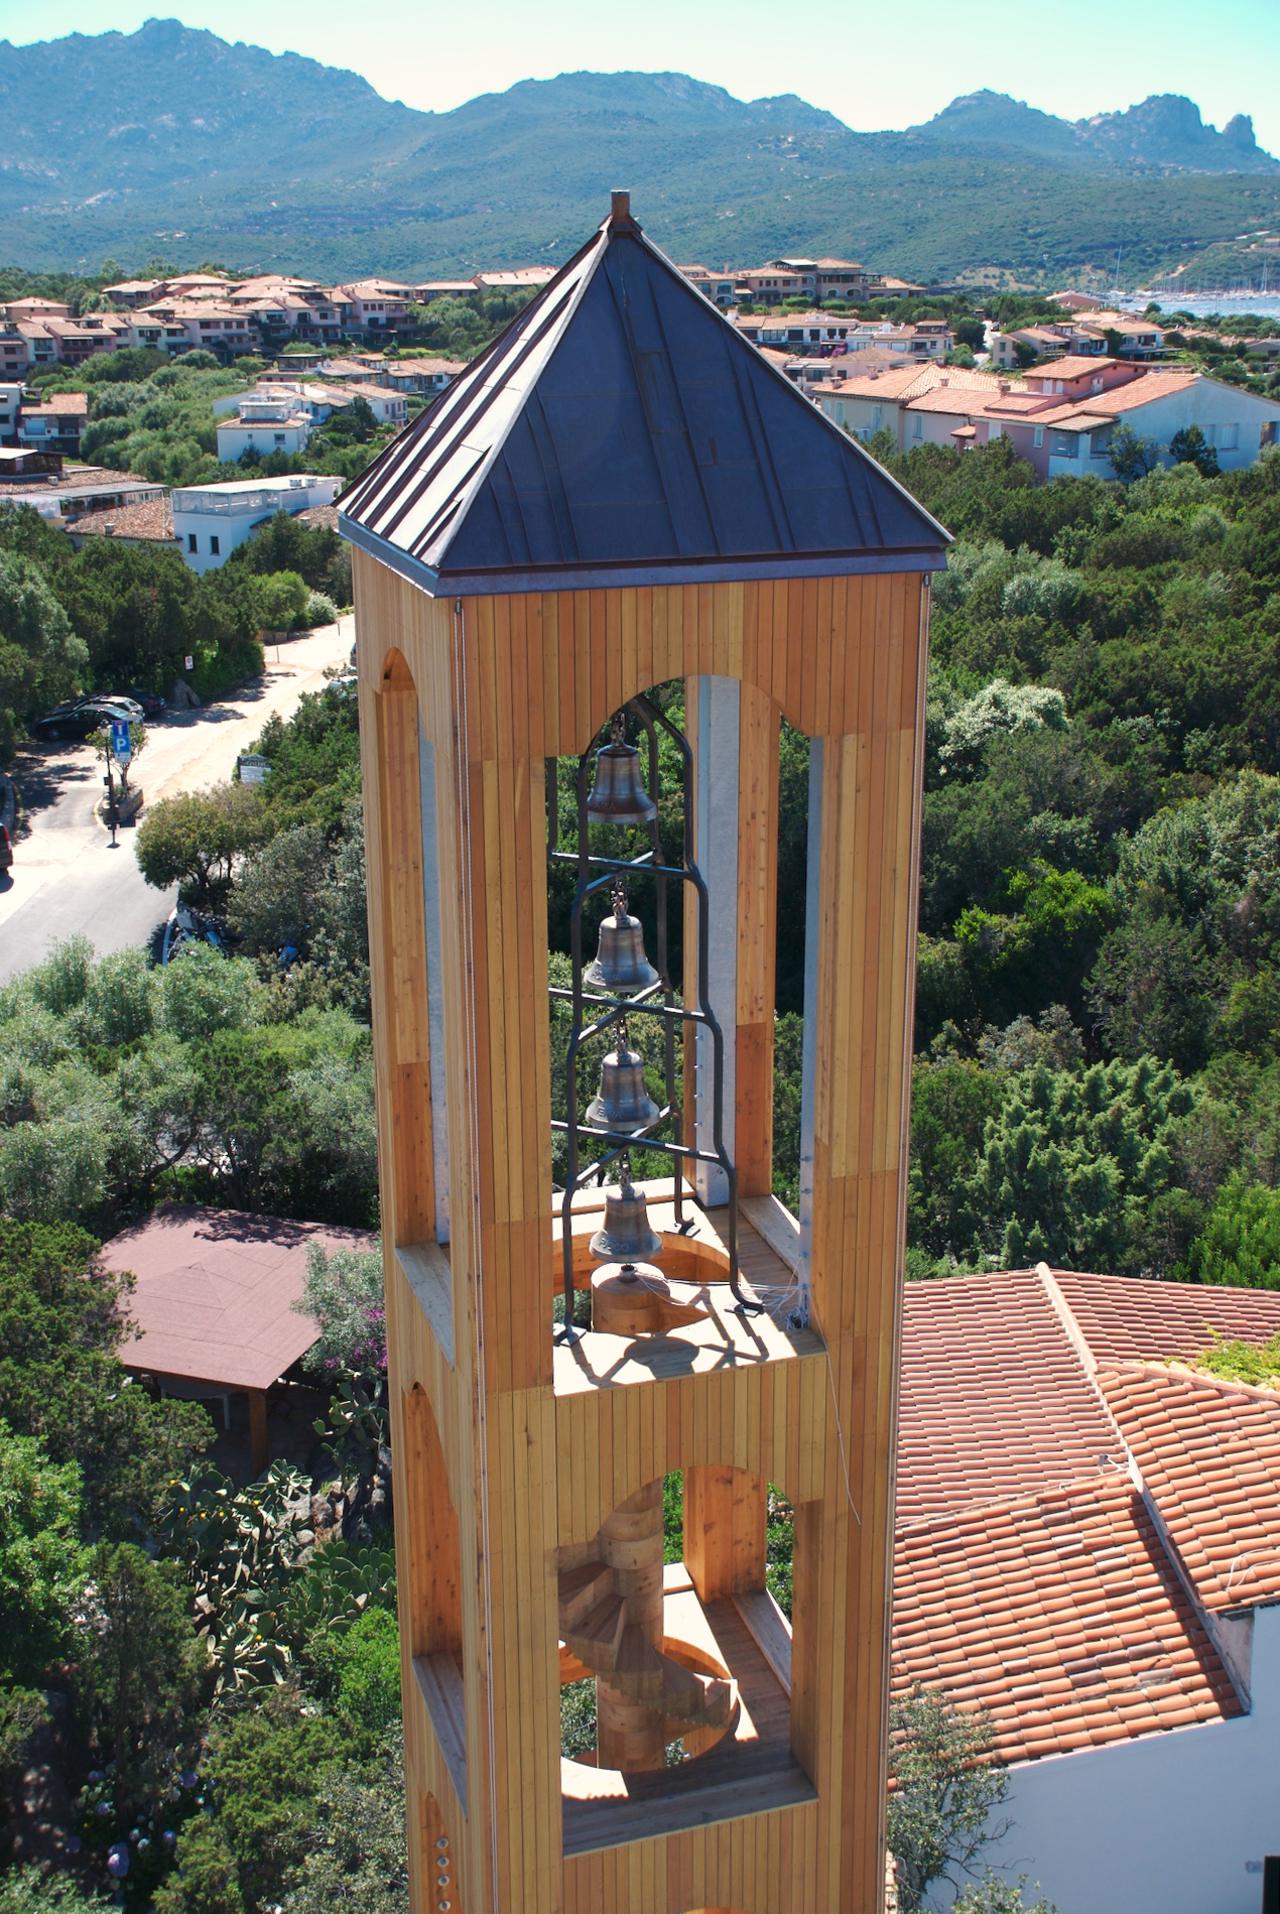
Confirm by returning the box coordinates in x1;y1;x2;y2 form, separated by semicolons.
339;195;949;596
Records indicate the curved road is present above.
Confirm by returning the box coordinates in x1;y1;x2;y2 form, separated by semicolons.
0;618;354;986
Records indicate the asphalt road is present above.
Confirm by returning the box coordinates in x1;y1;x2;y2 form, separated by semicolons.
0;617;355;985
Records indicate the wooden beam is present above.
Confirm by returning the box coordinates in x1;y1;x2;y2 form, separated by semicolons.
246;1387;268;1477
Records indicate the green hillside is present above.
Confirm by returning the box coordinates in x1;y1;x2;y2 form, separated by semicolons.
0;24;1277;282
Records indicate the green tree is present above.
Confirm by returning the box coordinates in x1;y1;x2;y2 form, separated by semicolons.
0;1870;112;1913
1108;423;1161;481
958;1056;1196;1273
1169;423;1220;476
297;1240;385;1373
888;1687;1010;1913
168;1695;344;1912
1091;773;1280;1073
150;1818;245;1914
0;1422;86;1689
1181;1172;1280;1287
73;1542;207;1819
0;1220;211;1534
0;548;88;760
953;1876;1057;1914
136;782;267;904
279;1728;409;1914
306;1606;401;1739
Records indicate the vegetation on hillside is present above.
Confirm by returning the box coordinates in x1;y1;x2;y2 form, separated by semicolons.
0;28;1277;282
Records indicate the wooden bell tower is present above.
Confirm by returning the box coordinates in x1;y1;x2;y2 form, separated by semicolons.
340;193;948;1914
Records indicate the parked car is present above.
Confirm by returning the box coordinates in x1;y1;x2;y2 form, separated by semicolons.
117;687;167;719
31;696;141;741
161;903;230;963
0;824;12;873
94;694;146;722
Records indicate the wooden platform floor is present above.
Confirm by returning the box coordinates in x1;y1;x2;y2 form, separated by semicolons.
553;1192;823;1397
561;1565;812;1856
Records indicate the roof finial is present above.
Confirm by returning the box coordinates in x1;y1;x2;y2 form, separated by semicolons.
609;190;638;232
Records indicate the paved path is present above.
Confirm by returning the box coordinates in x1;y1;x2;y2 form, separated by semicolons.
0;618;354;985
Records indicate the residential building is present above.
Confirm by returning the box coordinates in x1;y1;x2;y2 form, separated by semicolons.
352;383;410;427
0;384;20;445
735;312;953;356
411;279;481;303
893;1265;1280;1914
304;355;373;383
0;329;26;380
136;299;255;354
0;450;166;523
1048;289;1105;313
333;280;411;333
472;267;557;292
220;376;407;431
679;265;739;307
65;496;179;553
762;255;882;302
1028;369;1280;479
0;297;72;323
170;474;343;573
215;396;314;462
1087;310;1168;358
812;359;1280;476
377;357;464;395
101;278;167;309
16;391;89;456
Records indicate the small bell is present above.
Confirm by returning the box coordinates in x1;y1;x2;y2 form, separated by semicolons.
586;1044;660;1134
584;905;660;997
589;1181;663;1263
586;740;657;828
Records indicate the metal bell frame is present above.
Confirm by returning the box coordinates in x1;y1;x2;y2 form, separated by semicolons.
548;692;753;1339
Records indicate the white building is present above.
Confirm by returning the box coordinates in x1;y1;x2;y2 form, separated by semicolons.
215;397;314;463
170;474;343;573
0;383;20;444
1039;369;1280;478
894;1267;1280;1914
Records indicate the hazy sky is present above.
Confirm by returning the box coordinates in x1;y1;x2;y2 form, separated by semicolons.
3;0;1278;153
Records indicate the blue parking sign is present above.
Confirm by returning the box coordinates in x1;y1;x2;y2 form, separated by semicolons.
109;718;132;763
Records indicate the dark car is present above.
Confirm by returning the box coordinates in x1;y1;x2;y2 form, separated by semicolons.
31;696;142;742
118;686;168;719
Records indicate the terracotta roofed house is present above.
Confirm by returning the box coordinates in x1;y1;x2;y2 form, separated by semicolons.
893;1264;1280;1914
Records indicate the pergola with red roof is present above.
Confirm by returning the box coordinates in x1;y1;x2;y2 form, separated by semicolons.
98;1205;376;1472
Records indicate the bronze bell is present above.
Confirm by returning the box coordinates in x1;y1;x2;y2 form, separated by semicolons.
586;1044;660;1133
584;906;660;997
589;1180;663;1263
586;741;657;828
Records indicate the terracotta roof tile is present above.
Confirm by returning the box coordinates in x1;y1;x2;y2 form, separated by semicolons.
1100;1363;1280;1612
892;1474;1242;1763
898;1271;1118;1525
69;497;176;543
1051;1270;1280;1364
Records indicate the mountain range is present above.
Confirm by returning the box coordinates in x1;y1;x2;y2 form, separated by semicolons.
1;21;1277;284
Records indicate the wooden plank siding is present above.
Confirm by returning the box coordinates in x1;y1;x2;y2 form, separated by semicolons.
353;545;929;1913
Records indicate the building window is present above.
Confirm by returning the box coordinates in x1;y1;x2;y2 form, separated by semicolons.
1218;423;1239;450
1050;433;1078;459
274;434;286;446
911;416;924;440
187;533;197;553
209;536;220;556
1033;426;1044;448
